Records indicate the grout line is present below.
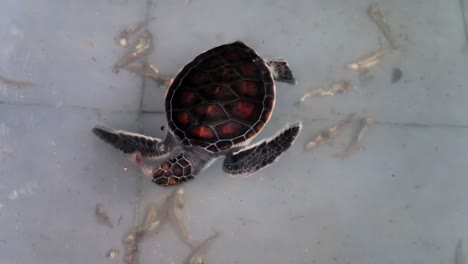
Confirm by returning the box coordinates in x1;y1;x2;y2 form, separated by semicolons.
133;0;154;229
0;99;166;114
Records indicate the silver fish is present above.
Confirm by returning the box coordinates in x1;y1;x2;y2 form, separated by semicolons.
124;62;159;79
141;202;165;233
306;113;355;151
368;3;398;49
122;200;168;264
123;63;172;86
119;21;144;47
167;187;193;248
95;203;113;228
346;49;387;71
122;227;144;264
184;231;220;264
338;117;374;157
298;81;350;104
114;31;153;70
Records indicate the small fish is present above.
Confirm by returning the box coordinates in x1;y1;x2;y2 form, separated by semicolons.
0;74;34;88
306;113;355;151
456;240;466;264
167;187;193;248
338;117;374;157
346;49;387;71
114;31;153;70
152;75;173;87
95;203;113;228
140;204;161;234
124;62;160;79
184;231;220;264
119;21;145;47
106;248;120;259
123;63;172;86
298;81;350;103
368;3;398;49
123;228;143;264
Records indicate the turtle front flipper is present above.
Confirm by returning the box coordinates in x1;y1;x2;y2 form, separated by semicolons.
223;122;302;178
265;58;296;84
92;126;174;158
133;149;216;186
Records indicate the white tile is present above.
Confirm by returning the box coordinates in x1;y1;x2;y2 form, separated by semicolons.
0;104;141;263
0;0;147;111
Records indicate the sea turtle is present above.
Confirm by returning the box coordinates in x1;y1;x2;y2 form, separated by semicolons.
93;41;302;186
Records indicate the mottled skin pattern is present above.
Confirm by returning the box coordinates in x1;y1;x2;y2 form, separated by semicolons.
93;41;301;186
223;123;301;176
93;126;166;156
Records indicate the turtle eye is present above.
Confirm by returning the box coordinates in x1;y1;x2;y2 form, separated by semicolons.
158;143;166;153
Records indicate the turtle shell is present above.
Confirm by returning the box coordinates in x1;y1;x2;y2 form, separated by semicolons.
165;41;275;153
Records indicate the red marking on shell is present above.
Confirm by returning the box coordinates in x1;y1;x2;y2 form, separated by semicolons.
263;110;272;121
239;81;258;97
178;90;198;105
199;85;237;101
168;178;178;185
237;62;259;78
193;104;226;121
154;177;168;185
177;112;190;125
231;101;255;119
255;122;265;132
195;104;213;115
247;131;256;139
220;121;242;135
161;162;171;170
191;125;215;139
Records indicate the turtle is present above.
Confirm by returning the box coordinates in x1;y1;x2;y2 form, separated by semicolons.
93;41;302;186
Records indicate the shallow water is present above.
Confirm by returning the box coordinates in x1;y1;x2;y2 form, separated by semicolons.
1;0;468;263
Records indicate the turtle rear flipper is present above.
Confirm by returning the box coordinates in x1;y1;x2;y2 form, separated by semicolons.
223;122;302;177
265;58;296;84
92;126;173;158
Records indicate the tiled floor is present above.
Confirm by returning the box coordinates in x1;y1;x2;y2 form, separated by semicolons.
1;0;468;263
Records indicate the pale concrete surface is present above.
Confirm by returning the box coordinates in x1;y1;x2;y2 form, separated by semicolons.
1;0;468;263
